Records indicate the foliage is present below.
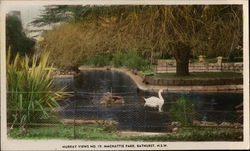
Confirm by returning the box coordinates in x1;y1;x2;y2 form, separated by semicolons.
228;46;243;62
198;6;243;58
32;5;136;26
111;50;151;71
39;22;106;69
84;54;111;67
40;25;152;70
39;5;242;75
82;50;151;71
169;97;196;126
6;15;35;56
111;51;124;67
32;5;83;26
7;51;67;128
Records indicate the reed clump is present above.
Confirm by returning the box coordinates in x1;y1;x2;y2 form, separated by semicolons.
7;51;68;129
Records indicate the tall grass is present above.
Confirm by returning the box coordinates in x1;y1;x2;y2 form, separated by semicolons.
7;51;67;128
169;97;196;126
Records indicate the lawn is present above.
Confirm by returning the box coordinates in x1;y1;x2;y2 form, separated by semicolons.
8;125;243;141
155;72;243;79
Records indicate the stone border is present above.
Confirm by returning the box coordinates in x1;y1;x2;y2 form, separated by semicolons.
144;76;243;86
78;66;243;92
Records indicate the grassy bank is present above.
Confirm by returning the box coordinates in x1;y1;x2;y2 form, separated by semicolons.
8;125;125;140
8;125;242;141
155;72;243;79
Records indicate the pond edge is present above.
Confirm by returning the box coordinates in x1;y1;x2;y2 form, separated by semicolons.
77;66;243;92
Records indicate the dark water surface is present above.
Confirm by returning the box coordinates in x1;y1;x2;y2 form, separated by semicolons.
56;70;243;132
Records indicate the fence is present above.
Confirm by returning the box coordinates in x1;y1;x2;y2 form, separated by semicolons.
7;90;243;139
156;60;243;73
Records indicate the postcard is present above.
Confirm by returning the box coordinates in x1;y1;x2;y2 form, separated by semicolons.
1;0;249;150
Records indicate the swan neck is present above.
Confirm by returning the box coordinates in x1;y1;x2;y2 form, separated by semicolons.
158;91;164;101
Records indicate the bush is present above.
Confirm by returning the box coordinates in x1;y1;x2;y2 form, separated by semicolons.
169;97;196;126
82;50;152;71
124;51;149;70
111;52;124;67
111;50;151;71
84;54;111;67
7;51;68;128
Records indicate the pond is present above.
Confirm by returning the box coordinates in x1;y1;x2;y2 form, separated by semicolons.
55;70;243;132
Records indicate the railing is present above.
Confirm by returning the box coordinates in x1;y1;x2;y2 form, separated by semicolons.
155;60;243;73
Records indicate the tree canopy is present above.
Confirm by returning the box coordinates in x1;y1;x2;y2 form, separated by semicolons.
37;5;243;75
6;15;35;56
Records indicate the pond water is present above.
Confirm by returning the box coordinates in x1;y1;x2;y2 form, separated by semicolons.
55;70;243;132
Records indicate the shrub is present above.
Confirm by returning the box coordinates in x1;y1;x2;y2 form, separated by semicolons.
84;54;111;67
111;52;124;67
122;50;149;70
111;50;151;71
83;50;152;71
7;51;68;128
169;96;196;126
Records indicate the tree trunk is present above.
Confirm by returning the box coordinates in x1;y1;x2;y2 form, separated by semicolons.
174;42;192;76
176;60;189;76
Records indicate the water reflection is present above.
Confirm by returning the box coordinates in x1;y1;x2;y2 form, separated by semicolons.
56;70;243;132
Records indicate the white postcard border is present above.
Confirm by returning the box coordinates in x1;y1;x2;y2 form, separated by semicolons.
1;0;249;150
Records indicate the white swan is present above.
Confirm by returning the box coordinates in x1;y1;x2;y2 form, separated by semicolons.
144;89;165;112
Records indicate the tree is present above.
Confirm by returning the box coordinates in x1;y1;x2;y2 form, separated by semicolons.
118;5;242;75
6;15;35;56
37;5;242;75
32;5;96;26
202;5;243;58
